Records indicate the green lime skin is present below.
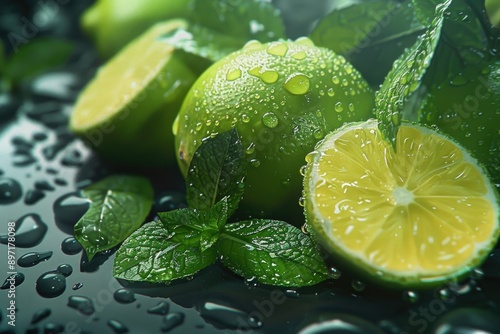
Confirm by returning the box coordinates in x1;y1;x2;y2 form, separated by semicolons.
82;0;190;58
420;60;500;186
174;38;375;224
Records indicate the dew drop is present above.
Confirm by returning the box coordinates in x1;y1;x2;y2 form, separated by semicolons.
301;223;310;235
1;273;25;289
0;177;23;204
195;122;203;131
402;290;419;303
260;70;279;84
243;40;262;51
284;289;300;298
348;103;355;112
61;237;82;255
200;302;255;329
328;267;341;279
72;282;83;290
114;288;136;304
294;37;314;47
332;76;340;85
245;142;256;155
0;213;48;247
327;88;335;97
108;319;129;334
284;73;310;95
31;308;51;324
262;112;279;128
36;271;66;298
266;42;288;56
57;264;73;277
291;51;306;60
17;251;53;267
335;102;344;112
351;280;366;292
147;301;170;315
298;197;305;207
67;295;95;315
241;114;250;123
250;159;260;167
53;192;90;234
226;68;242;81
161;312;185;332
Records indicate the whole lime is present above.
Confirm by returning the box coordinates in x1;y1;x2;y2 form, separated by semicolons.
174;38;375;224
419;60;500;186
81;0;190;58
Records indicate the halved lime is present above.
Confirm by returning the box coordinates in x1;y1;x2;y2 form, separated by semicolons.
70;19;197;167
303;119;500;288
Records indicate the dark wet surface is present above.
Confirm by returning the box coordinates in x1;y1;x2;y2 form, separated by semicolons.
1;1;500;334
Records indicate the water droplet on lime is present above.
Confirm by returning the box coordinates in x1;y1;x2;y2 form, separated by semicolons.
284;73;310;95
262;112;279;128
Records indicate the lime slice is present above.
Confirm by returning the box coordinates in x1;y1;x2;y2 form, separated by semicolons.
303;119;500;288
70;19;197;167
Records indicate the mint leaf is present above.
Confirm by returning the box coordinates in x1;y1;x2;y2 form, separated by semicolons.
310;1;398;55
162;0;285;62
113;220;217;282
3;37;73;85
218;220;329;287
376;0;451;148
74;175;153;260
311;1;425;86
186;128;246;216
158;198;228;251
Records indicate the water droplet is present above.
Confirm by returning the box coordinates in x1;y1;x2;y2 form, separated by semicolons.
108;319;129;334
57;264;73;277
450;73;469;86
82;225;108;246
147;301;170;315
67;295;95;315
298;197;305;207
245;143;256;155
332;76;340;85
200;302;256;329
402;290;419;303
262;112;279;128
285;289;300;298
36;271;66;298
348;103;355;112
0;213;47;247
53;192;90;234
226;68;242;81
260;70;279;84
243;40;262;51
294;37;314;47
241;114;250;123
284;73;310;95
72;282;83;290
351;280;366;292
250;159;260;167
335;102;344;112
114;288;136;304
31;308;51;324
195;122;203;131
438;287;455;302
327;88;335;97
267;42;288;56
326;267;340;280
0;177;23;204
291;51;306;60
17;251;53;267
1;273;25;289
313;128;323;139
301;224;310;235
61;237;82;255
161;312;185;332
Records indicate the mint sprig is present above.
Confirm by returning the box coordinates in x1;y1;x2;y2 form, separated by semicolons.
112;129;328;287
74;175;154;260
375;0;451;148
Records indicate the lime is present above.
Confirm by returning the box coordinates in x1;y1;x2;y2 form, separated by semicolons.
303;119;499;288
70;20;197;167
419;60;500;186
174;38;374;223
82;0;190;58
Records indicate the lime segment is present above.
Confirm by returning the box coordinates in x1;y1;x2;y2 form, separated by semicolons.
304;119;499;287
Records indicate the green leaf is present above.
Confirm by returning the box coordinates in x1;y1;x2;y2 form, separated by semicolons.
310;1;425;86
376;0;451;148
158;197;228;251
3;37;73;85
162;0;285;62
310;1;398;55
186;128;246;216
218;220;329;287
412;0;441;26
113;220;217;282
74;175;153;260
